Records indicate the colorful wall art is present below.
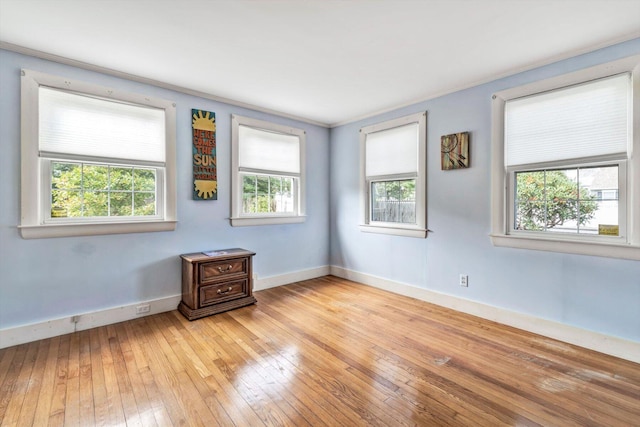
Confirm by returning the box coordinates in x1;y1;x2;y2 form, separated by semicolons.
192;109;217;200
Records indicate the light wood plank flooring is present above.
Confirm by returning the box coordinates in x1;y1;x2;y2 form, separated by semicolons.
1;276;639;426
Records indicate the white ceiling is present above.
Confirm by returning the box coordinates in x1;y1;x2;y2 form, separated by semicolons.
1;0;639;127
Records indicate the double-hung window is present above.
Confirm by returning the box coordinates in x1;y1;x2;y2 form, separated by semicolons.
491;55;640;260
360;112;427;238
20;69;177;239
231;114;306;226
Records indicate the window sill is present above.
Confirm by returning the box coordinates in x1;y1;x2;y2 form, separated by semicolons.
490;233;640;261
19;220;177;239
360;224;428;238
230;215;306;227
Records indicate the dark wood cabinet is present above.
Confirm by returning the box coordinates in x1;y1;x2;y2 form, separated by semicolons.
178;248;257;320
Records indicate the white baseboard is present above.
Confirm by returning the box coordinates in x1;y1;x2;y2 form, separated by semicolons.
0;294;181;349
330;266;640;364
254;266;331;291
4;266;637;364
0;265;331;349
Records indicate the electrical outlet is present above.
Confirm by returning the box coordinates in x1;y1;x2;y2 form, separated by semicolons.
459;274;468;287
136;304;150;315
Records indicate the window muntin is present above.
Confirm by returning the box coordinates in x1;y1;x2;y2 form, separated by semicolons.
231;115;306;226
360;112;427;238
20;69;176;238
490;54;640;260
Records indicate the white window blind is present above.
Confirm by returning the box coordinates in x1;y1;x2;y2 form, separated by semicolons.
505;73;630;167
365;122;418;176
39;87;166;164
238;125;300;174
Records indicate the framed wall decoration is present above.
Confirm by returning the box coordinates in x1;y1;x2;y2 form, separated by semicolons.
192;109;217;200
441;132;470;170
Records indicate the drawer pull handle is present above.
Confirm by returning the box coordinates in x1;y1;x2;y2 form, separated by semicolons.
217;287;233;295
217;265;233;273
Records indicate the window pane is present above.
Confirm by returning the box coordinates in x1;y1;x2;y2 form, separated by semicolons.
581;166;619;235
52;162;81;189
51;189;81;218
134;192;156;216
515;166;617;234
83;165;109;190
134;168;156;191
110;192;132;216
242;175;258;213
83;191;108;216
371;179;416;224
110;167;133;191
241;173;295;214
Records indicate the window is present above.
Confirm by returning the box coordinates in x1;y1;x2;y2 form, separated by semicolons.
231;114;305;226
491;55;640;260
360;112;427;238
20;69;176;238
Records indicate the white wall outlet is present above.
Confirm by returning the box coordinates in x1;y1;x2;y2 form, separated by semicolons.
136;304;150;315
460;274;469;287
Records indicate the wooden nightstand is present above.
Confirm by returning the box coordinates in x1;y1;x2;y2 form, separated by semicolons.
178;248;257;320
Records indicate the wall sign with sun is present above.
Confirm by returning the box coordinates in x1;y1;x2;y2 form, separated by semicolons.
192;109;217;200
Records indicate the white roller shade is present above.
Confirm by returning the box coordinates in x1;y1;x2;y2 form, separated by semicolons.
39;87;166;163
365;122;418;177
505;73;630;167
239;125;300;174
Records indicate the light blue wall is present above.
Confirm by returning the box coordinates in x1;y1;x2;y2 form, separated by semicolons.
329;39;640;342
2;39;640;343
0;49;330;329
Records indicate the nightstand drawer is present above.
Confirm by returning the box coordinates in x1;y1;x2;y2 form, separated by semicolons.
200;279;248;306
199;258;247;282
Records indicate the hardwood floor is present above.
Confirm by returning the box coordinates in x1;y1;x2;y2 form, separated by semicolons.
1;275;638;426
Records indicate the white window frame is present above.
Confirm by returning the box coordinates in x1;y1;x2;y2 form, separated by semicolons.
20;69;177;239
360;112;427;238
231;114;306;226
491;55;640;260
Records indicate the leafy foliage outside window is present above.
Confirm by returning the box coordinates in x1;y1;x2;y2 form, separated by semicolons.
371;179;416;224
51;162;156;218
242;174;294;214
515;169;601;233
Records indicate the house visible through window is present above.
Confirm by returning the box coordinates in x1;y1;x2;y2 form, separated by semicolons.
20;69;176;239
360;111;427;238
491;55;640;260
231;114;306;226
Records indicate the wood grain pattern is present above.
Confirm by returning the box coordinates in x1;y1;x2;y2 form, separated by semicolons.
1;276;638;426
